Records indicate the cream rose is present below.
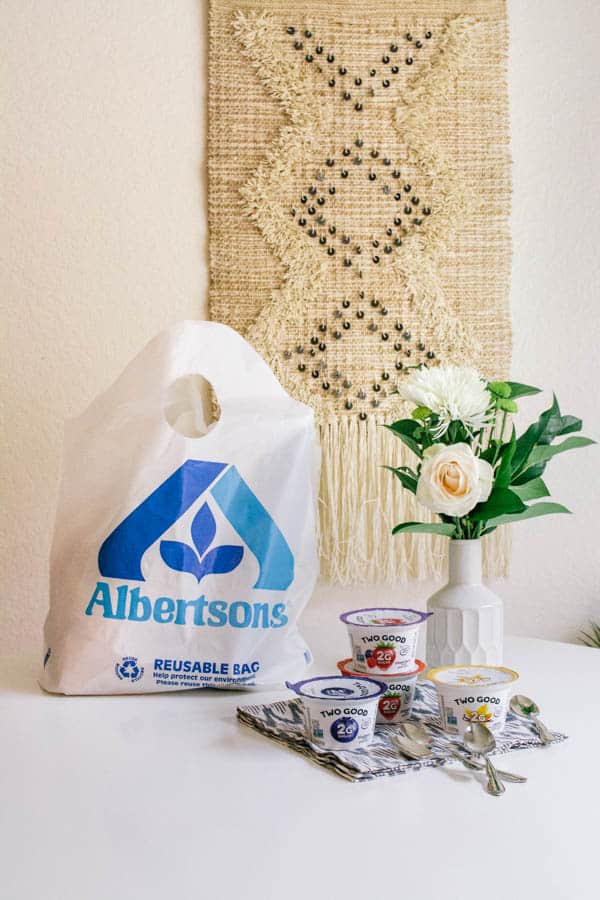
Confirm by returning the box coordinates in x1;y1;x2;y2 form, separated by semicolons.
416;443;493;517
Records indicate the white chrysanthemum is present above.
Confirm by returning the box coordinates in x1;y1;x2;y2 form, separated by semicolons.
397;366;492;438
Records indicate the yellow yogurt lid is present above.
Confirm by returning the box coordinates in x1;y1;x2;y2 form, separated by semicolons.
427;664;519;688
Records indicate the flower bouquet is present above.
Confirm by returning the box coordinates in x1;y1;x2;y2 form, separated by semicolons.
385;366;594;665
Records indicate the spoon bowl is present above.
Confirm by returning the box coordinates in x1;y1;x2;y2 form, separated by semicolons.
463;722;505;796
398;721;526;785
463;721;496;755
510;694;553;745
510;694;540;717
400;722;432;748
393;735;431;760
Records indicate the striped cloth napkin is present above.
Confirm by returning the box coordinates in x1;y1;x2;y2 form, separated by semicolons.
237;682;567;782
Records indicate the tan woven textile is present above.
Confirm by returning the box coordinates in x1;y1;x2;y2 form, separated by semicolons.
208;0;512;583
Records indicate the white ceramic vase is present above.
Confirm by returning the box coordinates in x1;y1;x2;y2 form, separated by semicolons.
426;539;503;667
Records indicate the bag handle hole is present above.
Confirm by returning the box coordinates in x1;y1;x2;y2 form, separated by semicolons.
164;374;221;438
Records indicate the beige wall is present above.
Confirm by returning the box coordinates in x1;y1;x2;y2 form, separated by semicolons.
1;0;599;656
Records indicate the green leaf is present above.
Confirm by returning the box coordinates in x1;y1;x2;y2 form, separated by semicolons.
387;419;420;435
537;399;583;447
412;406;432;421
488;381;510;398
470;487;526;522
540;416;583;444
483;501;571;528
579;622;600;649
512;463;548;486
494;428;516;488
513;412;591;482
511;478;550;501
512;426;546;477
511;396;559;476
505;381;542;399
446;420;469;443
384;465;418;495
384;421;423;459
553;415;583;437
479;442;499;464
392;521;457;537
526;435;595;467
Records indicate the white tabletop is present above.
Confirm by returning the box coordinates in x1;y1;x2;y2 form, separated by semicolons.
1;629;598;900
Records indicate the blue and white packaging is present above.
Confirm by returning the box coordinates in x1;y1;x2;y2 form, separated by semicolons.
41;321;320;694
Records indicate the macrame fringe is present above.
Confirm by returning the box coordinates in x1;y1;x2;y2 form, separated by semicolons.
318;414;510;584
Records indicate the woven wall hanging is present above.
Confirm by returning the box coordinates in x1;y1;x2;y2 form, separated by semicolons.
208;0;512;583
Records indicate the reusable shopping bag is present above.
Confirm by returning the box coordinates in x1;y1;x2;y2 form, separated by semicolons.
41;321;319;694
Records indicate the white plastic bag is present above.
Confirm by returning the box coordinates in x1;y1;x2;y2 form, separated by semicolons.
41;321;319;694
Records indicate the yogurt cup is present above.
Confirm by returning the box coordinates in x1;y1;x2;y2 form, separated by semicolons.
286;675;386;750
340;607;432;675
428;665;519;736
337;658;426;724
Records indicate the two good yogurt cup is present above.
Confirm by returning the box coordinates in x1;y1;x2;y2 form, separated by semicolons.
428;664;519;736
340;607;431;675
286;607;433;749
286;675;386;750
337;658;426;724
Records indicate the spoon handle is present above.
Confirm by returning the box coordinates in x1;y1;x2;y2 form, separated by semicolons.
533;718;553;745
448;749;527;783
484;757;506;796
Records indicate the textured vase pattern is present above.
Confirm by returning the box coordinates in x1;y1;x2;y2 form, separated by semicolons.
426;540;503;666
426;605;503;667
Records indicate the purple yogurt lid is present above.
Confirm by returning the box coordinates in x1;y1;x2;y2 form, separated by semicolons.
286;674;386;701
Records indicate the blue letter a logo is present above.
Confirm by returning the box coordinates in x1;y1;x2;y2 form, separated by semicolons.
98;461;294;591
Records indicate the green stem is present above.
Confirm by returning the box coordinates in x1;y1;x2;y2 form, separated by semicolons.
477;410;509;540
499;410;508;443
490;410;508;467
484;406;499;452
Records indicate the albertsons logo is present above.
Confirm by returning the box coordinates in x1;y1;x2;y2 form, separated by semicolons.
98;460;293;589
86;461;294;631
115;656;144;683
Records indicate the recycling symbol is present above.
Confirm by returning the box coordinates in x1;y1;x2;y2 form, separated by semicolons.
119;660;139;679
115;656;144;683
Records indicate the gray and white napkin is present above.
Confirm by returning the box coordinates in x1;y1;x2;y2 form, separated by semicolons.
237;682;567;782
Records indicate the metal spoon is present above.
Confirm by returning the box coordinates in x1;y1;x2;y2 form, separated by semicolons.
393;734;431;760
445;747;527;783
401;722;526;783
510;694;553;745
400;721;434;748
463;723;505;796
